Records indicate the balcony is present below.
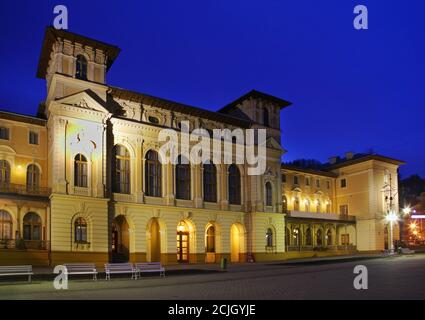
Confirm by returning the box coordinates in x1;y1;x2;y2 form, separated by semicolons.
287;244;357;252
286;210;356;222
0;183;51;197
0;239;50;251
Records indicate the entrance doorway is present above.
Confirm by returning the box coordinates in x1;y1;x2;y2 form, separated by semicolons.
148;218;161;262
111;215;130;262
230;223;244;262
177;221;189;263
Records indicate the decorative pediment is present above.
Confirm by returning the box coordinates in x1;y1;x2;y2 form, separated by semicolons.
266;137;284;152
55;90;110;114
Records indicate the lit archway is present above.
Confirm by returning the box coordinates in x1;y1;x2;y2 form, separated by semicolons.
111;215;130;262
147;217;161;262
230;223;245;263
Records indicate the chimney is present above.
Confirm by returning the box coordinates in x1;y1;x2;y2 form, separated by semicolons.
345;152;354;160
329;156;339;164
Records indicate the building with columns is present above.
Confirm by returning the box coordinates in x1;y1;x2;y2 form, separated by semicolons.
0;27;404;266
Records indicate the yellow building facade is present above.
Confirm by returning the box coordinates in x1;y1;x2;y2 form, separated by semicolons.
0;28;403;266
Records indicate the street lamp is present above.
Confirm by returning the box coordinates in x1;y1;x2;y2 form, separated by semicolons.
385;211;398;254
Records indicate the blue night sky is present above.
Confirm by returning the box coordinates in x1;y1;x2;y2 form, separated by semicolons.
0;0;424;177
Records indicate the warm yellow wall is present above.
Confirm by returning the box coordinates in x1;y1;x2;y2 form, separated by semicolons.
0;117;48;187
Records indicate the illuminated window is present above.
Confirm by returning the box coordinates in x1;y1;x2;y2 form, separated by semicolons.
305;199;310;212
74;217;88;243
176;155;190;200
305;228;312;246
316;200;321;213
316;229;323;246
113;145;131;194
0;127;9;140
29;131;38;145
203;163;217;202
340;204;349;216
0;160;10;186
145;150;161;197
74;154;88;188
0;210;12;240
294;197;300;211
206;226;215;253
26;164;40;191
75;55;87;80
228;164;241;205
265;182;272;206
282;195;288;213
23;212;42;241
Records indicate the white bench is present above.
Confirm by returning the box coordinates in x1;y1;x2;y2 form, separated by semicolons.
0;265;33;282
64;263;98;280
135;262;165;278
104;263;136;280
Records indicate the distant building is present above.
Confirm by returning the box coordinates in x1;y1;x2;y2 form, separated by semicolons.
0;27;404;266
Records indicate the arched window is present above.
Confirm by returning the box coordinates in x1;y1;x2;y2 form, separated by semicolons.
305;228;312;246
316;200;321;213
75;55;87;80
26;164;40;190
176;155;190;200
206;226;215;253
0;210;12;240
265;182;272;206
266;228;273;247
228;164;241;205
0;160;10;186
23;212;42;241
316;229;323;246
203;163;217;202
293;228;301;246
145;150;161;197
74;217;88;243
294;197;300;211
285;228;291;247
74;154;88;188
263;108;270;126
282;195;288;213
326;202;331;213
113;145;131;194
305;199;310;212
326;229;332;246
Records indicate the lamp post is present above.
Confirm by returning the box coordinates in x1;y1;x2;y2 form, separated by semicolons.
385;211;398;254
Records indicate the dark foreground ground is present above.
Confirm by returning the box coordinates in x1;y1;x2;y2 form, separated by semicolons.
0;254;424;300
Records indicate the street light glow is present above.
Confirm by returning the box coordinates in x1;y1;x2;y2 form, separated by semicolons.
403;207;412;215
410;222;417;230
385;212;398;223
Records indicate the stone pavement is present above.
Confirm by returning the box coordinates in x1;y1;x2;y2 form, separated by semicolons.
0;253;424;299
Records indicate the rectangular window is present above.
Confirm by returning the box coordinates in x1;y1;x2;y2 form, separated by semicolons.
293;176;299;185
316;179;320;188
340;204;348;215
340;178;347;188
305;177;310;186
327;180;331;189
0;127;9;140
29;131;39;145
281;174;286;183
341;234;350;245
